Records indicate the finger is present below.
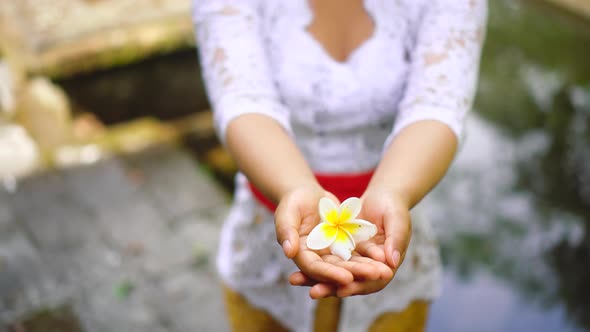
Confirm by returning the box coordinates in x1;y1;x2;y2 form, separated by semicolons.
336;279;390;297
362;257;394;280
384;210;412;269
310;283;337;299
355;236;386;263
322;255;382;281
351;254;394;280
294;251;354;285
274;201;301;259
289;271;317;287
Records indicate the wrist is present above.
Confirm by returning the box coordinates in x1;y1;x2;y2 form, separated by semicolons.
364;184;413;210
277;178;323;202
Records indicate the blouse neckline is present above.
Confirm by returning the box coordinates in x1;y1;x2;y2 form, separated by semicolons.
298;0;380;68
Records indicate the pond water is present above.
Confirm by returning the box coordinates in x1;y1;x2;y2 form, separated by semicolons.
57;0;590;331
424;1;590;331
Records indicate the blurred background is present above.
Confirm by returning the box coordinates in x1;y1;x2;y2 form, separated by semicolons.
0;0;589;331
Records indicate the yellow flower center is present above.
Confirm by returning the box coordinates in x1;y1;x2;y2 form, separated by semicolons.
326;208;352;226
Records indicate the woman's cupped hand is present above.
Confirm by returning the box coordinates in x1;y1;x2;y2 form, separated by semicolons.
275;185;412;298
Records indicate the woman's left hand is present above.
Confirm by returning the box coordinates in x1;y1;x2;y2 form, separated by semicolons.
289;188;413;298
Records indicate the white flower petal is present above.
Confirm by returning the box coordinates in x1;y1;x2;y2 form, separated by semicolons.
342;219;377;244
329;229;355;261
306;222;337;250
338;197;362;222
319;197;338;224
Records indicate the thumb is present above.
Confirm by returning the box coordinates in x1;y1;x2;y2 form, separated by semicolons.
383;209;412;269
274;200;301;259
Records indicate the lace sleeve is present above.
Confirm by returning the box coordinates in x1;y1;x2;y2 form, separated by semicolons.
388;0;487;143
193;0;292;144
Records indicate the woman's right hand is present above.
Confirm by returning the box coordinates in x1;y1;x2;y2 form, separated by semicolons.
275;186;390;291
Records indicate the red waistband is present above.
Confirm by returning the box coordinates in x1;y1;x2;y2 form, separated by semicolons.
248;170;375;212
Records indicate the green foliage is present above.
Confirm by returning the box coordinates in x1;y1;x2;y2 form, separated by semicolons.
114;279;135;300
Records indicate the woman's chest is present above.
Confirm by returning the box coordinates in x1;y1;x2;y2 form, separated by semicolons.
260;0;416;130
305;0;376;63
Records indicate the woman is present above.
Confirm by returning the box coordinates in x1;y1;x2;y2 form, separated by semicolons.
194;0;487;331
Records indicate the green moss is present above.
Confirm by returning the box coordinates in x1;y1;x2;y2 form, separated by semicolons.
9;305;84;332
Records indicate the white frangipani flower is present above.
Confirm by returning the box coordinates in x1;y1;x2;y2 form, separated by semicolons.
306;197;377;261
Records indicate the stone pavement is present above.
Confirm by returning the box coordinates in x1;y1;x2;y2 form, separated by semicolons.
0;145;231;331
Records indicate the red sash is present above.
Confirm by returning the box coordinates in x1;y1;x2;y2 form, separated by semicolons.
248;170;374;212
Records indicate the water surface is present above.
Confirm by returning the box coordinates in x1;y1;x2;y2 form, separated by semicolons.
425;1;590;330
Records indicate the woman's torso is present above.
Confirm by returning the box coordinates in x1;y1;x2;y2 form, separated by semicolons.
259;0;423;173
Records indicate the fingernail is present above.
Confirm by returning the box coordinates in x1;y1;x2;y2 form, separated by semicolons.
282;240;292;256
392;250;401;268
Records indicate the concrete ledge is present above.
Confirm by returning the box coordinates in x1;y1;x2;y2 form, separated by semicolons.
539;0;590;20
0;0;194;78
30;16;195;78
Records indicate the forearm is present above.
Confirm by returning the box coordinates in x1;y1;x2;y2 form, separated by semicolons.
367;120;458;208
226;114;319;203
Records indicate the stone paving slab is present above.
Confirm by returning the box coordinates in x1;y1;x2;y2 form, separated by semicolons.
61;158;142;213
0;144;230;332
122;146;230;222
0;229;42;317
0;193;15;233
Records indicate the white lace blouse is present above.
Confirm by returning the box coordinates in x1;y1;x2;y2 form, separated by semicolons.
193;1;487;331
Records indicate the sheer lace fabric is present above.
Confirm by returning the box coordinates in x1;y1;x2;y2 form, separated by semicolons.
194;1;487;331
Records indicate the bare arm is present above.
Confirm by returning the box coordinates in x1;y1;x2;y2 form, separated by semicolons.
361;0;487;268
367;120;457;209
225;114;318;204
360;121;457;269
